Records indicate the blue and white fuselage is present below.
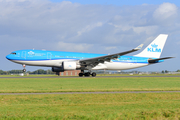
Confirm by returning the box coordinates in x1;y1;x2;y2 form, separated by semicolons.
6;34;172;76
6;50;154;70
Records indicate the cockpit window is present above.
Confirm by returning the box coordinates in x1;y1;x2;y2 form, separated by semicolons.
11;52;16;55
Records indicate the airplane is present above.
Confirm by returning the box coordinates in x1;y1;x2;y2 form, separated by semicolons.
6;34;173;77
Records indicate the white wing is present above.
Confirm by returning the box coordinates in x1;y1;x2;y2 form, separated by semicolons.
79;44;143;67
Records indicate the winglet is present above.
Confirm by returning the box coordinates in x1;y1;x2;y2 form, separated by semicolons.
134;44;143;50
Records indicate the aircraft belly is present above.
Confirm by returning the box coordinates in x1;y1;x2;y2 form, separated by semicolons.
92;64;107;70
91;62;148;70
11;59;68;67
104;62;148;70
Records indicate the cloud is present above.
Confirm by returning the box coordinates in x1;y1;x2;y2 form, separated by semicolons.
57;41;93;52
153;3;178;26
0;0;180;71
153;3;178;20
77;22;103;36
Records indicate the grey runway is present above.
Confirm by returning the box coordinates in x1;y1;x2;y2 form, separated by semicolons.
1;91;180;95
1;75;180;78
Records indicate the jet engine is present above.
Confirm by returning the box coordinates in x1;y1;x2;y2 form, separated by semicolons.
52;67;64;72
52;61;80;72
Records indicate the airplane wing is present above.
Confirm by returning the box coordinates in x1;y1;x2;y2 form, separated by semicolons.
148;57;174;64
79;44;143;67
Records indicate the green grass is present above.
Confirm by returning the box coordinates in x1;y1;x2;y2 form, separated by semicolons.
0;93;180;119
0;77;180;119
0;77;180;93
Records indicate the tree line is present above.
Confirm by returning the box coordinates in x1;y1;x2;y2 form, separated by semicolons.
1;69;180;75
0;69;55;75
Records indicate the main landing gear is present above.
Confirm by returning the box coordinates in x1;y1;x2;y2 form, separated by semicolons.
79;70;96;77
22;64;26;72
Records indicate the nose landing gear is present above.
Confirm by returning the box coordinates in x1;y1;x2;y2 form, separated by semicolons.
22;64;26;72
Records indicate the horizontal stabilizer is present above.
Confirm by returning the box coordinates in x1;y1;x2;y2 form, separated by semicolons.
148;57;174;64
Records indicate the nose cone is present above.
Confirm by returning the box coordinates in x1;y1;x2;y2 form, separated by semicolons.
6;54;12;60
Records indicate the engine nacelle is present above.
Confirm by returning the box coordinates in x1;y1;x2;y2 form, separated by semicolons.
52;61;79;72
63;61;77;70
52;67;64;72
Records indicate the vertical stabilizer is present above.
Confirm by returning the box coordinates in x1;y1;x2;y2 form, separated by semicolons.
135;34;168;58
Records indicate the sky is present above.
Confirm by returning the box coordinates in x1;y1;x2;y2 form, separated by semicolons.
0;0;180;72
51;0;180;6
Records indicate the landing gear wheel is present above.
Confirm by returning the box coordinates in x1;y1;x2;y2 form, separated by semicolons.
92;72;96;77
23;69;26;72
79;73;84;77
84;72;90;77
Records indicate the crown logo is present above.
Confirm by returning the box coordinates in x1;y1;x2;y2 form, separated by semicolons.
151;43;158;48
28;51;35;55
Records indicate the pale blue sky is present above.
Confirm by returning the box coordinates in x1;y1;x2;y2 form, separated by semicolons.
0;0;179;72
50;0;180;6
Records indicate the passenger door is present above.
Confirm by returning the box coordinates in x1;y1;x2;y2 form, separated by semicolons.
47;52;51;60
22;51;26;59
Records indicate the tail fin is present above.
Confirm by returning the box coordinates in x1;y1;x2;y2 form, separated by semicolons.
135;34;168;58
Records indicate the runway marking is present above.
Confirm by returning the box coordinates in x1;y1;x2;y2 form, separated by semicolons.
1;91;180;95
